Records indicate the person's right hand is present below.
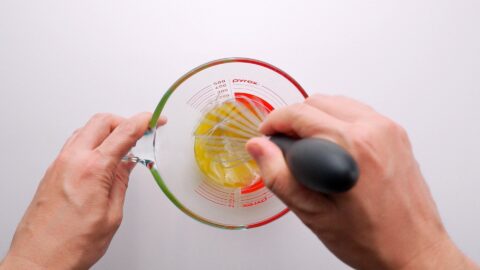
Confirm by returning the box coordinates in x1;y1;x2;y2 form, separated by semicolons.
246;94;478;270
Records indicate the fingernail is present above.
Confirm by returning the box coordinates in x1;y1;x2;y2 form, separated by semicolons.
157;116;168;127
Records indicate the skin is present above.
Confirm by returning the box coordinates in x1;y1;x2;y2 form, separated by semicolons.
0;96;477;269
0;112;166;269
246;94;479;270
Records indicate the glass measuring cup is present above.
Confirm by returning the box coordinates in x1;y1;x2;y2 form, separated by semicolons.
125;58;308;229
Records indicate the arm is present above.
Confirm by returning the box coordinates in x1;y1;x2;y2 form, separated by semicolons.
247;94;478;270
0;112;165;269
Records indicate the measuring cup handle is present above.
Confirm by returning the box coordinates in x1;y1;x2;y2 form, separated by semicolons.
122;129;156;169
270;135;359;194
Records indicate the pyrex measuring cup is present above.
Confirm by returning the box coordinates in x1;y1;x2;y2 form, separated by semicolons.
126;58;307;229
125;58;358;230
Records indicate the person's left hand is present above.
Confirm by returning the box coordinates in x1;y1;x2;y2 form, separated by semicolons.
0;112;164;270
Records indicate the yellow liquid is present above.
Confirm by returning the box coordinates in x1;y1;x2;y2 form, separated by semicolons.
194;102;259;188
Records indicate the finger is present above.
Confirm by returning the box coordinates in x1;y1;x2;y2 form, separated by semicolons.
73;113;125;149
156;116;168;127
96;112;152;164
305;94;375;122
60;128;81;151
109;161;135;214
260;103;346;140
109;115;166;215
246;137;331;215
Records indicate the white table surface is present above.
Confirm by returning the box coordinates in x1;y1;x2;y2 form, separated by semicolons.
1;1;479;269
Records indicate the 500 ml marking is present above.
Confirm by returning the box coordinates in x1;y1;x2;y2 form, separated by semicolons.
213;79;230;100
213;80;226;88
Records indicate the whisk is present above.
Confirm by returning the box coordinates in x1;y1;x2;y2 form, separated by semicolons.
194;97;359;194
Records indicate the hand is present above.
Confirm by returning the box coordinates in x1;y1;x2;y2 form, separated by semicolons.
246;94;478;270
0;113;164;270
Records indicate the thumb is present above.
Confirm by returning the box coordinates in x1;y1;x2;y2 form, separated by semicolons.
246;137;291;195
246;137;306;205
246;137;331;214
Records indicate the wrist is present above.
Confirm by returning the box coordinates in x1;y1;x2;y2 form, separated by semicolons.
1;253;45;270
399;236;477;270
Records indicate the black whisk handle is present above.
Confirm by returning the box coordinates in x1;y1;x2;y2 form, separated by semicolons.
270;134;359;194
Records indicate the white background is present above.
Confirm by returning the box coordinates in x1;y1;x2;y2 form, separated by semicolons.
1;1;479;269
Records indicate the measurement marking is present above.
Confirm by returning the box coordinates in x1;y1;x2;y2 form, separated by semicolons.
195;189;229;206
232;82;286;107
240;178;264;194
233;87;281;109
190;92;215;109
199;182;230;196
194;94;219;112
260;84;288;106
233;86;284;108
187;85;213;105
241;188;266;198
227;78;233;98
198;184;230;201
241;191;272;201
202;180;236;195
234;188;241;208
197;190;229;205
240;190;270;201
